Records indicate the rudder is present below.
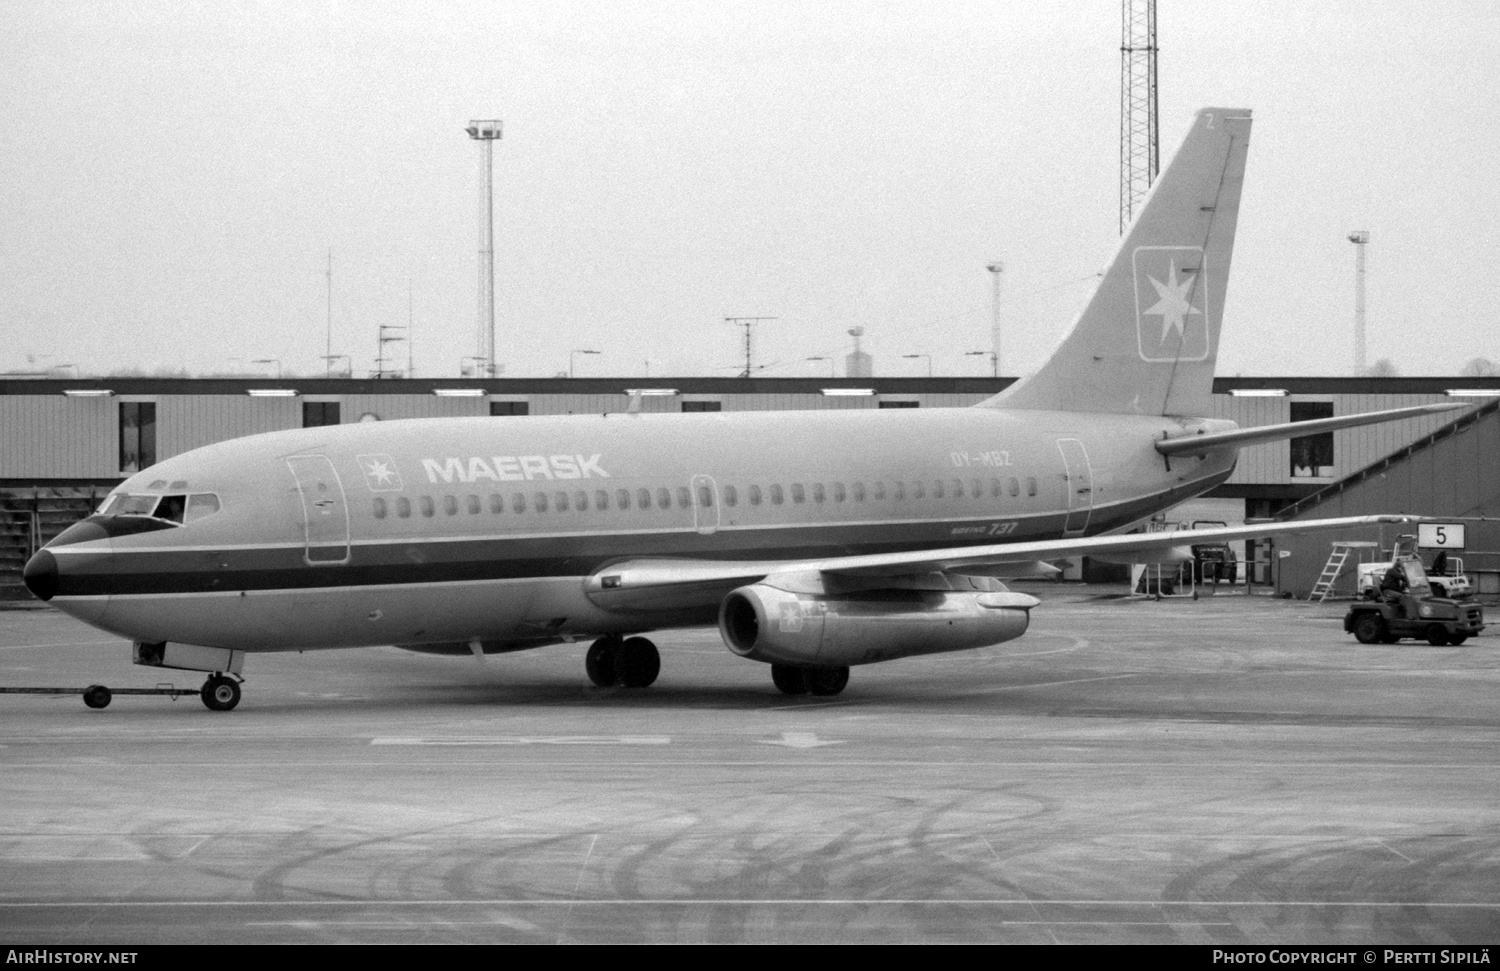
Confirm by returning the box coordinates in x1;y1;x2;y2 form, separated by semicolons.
986;108;1252;416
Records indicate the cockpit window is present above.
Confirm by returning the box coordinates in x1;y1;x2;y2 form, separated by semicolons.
105;492;221;525
115;495;161;516
184;493;220;523
154;495;186;524
97;495;122;515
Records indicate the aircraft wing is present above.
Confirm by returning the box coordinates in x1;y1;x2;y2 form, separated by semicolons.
1155;404;1465;457
585;515;1415;608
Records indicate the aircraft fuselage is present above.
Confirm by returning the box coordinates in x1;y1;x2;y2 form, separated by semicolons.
34;406;1236;653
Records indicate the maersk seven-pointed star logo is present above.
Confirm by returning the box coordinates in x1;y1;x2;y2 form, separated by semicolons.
357;453;404;492
1133;246;1210;362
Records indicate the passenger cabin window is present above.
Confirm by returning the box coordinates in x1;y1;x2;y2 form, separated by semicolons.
373;498;387;519
420;496;435;517
791;484;805;504
749;485;762;506
489;494;504;514
770;484;784;505
490;401;529;416
681;401;721;412
676;486;691;509
444;495;458;516
723;485;737;507
812;483;825;503
467;495;482;515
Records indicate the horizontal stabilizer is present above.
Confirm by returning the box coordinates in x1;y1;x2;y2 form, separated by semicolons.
1155;403;1468;457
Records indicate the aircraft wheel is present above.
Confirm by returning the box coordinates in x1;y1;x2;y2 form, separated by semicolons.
201;675;241;712
585;637;621;687
805;666;849;697
82;684;112;710
1352;613;1386;644
771;664;809;696
1426;626;1451;647
614;637;660;688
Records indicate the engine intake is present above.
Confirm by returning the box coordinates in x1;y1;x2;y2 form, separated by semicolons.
719;583;1035;666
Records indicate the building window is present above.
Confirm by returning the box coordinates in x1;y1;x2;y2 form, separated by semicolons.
490;401;529;416
303;402;340;427
681;401;721;412
1290;401;1335;477
119;402;156;474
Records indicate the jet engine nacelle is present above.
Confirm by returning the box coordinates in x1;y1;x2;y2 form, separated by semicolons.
718;583;1036;667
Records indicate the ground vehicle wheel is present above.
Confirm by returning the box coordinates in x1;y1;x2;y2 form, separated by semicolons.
585;637;620;687
1450;634;1468;645
1380;634;1400;644
82;684;112;709
1426;625;1450;647
613;637;660;688
1352;612;1386;644
201;675;240;712
805;666;850;697
771;664;808;696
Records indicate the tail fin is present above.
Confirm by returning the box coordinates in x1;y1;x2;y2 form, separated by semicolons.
986;107;1252;416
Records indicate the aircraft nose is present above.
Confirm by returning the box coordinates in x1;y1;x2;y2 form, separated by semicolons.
23;549;57;602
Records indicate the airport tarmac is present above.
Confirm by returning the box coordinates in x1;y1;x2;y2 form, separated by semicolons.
1;585;1496;945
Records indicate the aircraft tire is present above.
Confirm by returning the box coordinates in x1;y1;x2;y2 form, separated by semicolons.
805;666;849;697
615;637;660;688
201;675;241;712
585;637;621;687
1352;613;1386;645
770;664;809;696
1426;626;1450;647
82;684;112;710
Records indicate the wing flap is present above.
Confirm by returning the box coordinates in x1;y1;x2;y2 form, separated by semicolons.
584;515;1416;606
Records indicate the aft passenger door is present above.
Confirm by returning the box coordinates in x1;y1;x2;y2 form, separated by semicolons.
691;474;720;535
285;455;351;564
1056;439;1093;536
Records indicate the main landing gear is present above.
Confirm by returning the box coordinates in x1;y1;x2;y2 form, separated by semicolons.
585;636;661;689
200;674;242;712
771;663;850;697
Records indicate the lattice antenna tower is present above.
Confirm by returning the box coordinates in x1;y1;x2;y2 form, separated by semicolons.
1120;0;1159;234
725;317;778;377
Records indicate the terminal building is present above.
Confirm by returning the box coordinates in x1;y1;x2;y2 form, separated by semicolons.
3;375;1496;600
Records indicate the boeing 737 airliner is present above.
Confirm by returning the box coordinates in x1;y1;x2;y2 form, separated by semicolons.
24;108;1454;709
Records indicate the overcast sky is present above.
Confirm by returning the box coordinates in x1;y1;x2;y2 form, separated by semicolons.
3;1;1497;380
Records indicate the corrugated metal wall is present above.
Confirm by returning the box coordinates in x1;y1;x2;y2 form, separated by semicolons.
0;384;1477;481
1276;405;1500;598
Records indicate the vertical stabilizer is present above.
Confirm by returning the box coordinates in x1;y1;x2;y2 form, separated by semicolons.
986;108;1251;416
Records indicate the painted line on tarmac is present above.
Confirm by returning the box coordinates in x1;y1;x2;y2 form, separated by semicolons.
370;736;672;746
6;898;1496;909
959;673;1139;694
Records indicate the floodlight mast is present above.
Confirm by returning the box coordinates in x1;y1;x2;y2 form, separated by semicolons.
1348;230;1370;375
466;120;502;378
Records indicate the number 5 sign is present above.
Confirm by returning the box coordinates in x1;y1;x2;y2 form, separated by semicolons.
1418;523;1466;549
